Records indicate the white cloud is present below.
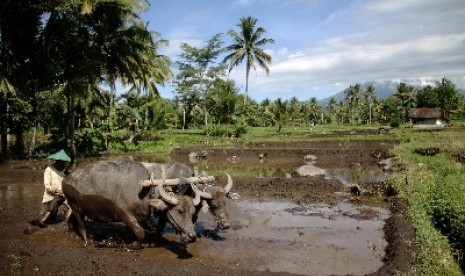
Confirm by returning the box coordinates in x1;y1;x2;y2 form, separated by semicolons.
159;27;206;57
233;0;255;7
239;30;465;100
148;0;465;101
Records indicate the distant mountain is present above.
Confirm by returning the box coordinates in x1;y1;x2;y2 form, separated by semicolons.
318;79;465;106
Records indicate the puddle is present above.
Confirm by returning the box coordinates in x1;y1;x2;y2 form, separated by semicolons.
150;198;389;275
325;168;388;187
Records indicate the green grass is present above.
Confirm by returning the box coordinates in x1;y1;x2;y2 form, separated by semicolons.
113;125;398;154
388;126;465;275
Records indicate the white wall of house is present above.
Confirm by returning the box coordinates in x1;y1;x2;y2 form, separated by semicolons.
412;119;446;128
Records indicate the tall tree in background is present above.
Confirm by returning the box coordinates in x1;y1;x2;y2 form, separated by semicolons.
326;97;337;124
394;82;415;122
344;84;362;124
0;77;15;157
288;96;301;125
268;98;287;132
174;34;226;127
416;85;438;108
0;0;49;157
363;85;377;124
223;16;274;105
206;78;240;125
306;97;321;124
0;0;171;157
435;77;460;118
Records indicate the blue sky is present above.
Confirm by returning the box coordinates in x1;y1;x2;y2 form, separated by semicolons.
139;0;465;101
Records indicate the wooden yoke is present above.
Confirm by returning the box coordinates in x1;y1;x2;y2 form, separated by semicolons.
139;175;216;187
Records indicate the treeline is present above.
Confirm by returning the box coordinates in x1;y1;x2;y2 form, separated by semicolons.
1;1;464;159
1;0;171;159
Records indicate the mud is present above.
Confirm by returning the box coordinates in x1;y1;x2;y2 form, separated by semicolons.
0;140;416;275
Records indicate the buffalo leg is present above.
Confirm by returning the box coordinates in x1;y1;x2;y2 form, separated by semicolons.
71;212;89;245
156;215;167;237
121;213;146;250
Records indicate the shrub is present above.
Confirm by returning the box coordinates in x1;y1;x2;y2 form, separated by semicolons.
390;118;400;128
204;124;248;138
75;128;106;155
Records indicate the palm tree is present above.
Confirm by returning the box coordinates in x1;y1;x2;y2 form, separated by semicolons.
434;77;460;118
0;77;15;156
288;96;301;125
306;97;321;124
394;82;415;122
267;98;287;132
326;97;337;124
223;16;275;105
363;85;377;124
344;84;362;124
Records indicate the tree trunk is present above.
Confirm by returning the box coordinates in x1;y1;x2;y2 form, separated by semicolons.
0;94;7;158
13;128;25;158
204;106;208;127
369;103;372;125
182;108;186;130
0;127;6;158
28;124;37;156
244;61;250;106
67;93;76;159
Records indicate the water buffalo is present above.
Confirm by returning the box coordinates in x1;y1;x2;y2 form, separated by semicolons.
140;162;237;232
63;161;198;249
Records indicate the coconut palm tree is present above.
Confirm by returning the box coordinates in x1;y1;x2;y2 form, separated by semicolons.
326;97;337;124
394;82;415;122
223;16;274;105
288;96;301;125
363;85;377;124
0;77;15;156
344;84;362;124
306;97;321;124
434;77;460;118
266;98;287;132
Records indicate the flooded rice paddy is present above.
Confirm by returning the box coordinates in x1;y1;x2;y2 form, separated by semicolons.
0;140;407;275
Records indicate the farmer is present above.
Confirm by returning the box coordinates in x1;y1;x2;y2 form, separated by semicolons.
30;149;71;227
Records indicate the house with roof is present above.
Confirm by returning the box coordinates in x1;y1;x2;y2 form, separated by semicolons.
408;107;447;128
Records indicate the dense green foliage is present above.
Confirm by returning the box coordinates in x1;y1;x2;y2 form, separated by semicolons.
1;0;168;159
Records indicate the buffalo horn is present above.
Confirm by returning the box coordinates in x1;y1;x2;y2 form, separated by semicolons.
195;186;213;199
156;181;178;205
224;173;233;193
191;184;201;206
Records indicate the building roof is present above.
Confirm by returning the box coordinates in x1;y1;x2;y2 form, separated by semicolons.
409;107;443;119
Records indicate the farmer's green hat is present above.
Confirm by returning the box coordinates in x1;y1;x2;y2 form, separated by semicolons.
48;149;71;162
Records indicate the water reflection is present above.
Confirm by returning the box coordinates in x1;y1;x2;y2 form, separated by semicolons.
194;198;389;275
5;153;387;188
152;153;388;186
325;168;388;187
0;184;42;221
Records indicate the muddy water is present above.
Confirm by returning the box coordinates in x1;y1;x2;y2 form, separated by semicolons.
136;197;388;275
135;154;390;275
208;199;386;275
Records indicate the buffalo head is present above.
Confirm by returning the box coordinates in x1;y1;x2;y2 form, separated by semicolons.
149;180;200;243
194;173;235;230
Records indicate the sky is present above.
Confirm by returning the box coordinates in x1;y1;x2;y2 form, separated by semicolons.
139;0;465;101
